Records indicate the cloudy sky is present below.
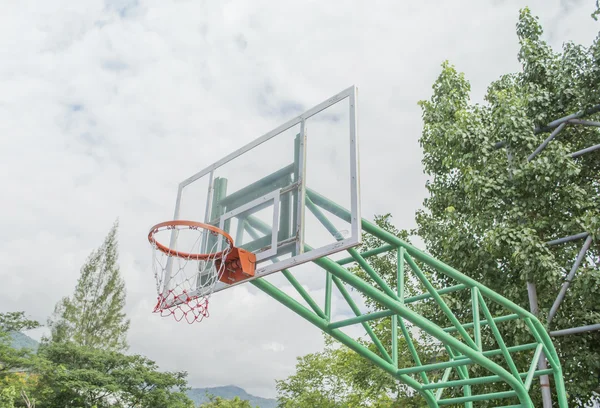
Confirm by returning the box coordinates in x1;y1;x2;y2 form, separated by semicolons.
1;0;598;399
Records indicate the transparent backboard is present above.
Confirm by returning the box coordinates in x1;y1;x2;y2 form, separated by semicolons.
171;86;360;292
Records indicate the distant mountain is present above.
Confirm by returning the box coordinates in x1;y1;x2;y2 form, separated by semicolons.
9;332;39;352
186;385;277;408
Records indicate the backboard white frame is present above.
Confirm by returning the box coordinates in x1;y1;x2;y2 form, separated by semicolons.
170;85;361;292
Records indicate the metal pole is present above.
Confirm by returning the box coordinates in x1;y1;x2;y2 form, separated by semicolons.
546;232;589;246
550;323;600;337
567;119;600;127
547;235;594;324
538;103;600;132
571;143;600;158
493;103;600;149
528;122;566;162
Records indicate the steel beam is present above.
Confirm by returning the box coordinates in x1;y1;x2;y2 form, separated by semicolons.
546;232;589;246
550;323;600;337
571;143;600;158
548;235;594;325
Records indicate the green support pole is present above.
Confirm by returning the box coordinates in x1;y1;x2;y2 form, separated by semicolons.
398;247;405;302
392;247;404;369
310;254;533;406
472;287;481;351
306;188;567;407
331;275;392;363
325;271;332;320
250;277;439;406
238;188;567;407
445;346;472;408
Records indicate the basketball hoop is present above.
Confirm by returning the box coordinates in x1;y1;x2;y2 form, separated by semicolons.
148;220;256;323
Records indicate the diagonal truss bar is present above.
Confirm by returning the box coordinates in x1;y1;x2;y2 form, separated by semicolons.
528;122;566;161
330;275;393;363
244;222;327;319
281;269;326;319
350;248;401;301
537;103;600;132
523;319;558;369
398;316;429;384
525;344;544;390
477;292;522;381
434;367;453;400
337;244;395;265
404;253;478;350
445;346;473;407
493;103;600;148
472;287;482;351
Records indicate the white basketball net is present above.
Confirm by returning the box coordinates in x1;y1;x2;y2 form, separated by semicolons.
150;223;233;323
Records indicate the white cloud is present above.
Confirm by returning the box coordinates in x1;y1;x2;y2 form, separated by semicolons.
1;0;597;399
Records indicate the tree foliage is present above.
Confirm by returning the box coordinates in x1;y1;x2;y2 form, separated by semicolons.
49;221;130;352
1;311;194;408
33;341;194;408
0;312;39;379
0;313;42;408
0;314;40;334
416;7;600;405
277;334;428;408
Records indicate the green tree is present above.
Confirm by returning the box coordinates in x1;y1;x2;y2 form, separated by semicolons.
416;7;599;406
0;312;42;408
33;341;194;408
277;335;427;408
0;313;40;376
49;220;130;351
0;386;16;408
200;394;256;407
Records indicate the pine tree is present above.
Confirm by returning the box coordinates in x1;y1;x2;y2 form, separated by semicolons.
49;220;130;351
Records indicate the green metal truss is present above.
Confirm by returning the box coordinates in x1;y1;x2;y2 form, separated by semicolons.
248;189;567;407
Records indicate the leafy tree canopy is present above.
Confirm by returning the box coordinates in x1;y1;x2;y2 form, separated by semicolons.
416;6;599;405
0;312;39;377
49;220;130;352
34;341;194;408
